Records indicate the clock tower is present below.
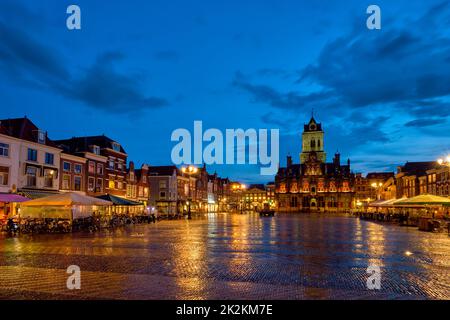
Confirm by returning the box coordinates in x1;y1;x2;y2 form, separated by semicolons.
300;116;326;164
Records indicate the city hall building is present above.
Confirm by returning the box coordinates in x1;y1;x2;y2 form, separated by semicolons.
275;116;355;212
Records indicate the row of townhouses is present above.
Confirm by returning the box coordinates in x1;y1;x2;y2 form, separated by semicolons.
274;116;450;212
3;116;446;216
0;117;255;216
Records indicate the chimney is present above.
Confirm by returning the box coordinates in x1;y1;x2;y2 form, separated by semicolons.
287;155;292;167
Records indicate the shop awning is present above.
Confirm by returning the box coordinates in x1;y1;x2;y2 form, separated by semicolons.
96;194;143;206
18;189;61;200
0;193;30;203
21;192;112;207
393;194;450;206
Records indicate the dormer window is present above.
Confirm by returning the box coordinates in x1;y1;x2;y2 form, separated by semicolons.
92;145;101;155
37;130;46;144
112;142;121;152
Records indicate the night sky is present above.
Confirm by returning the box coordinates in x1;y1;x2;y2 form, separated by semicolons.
1;0;450;183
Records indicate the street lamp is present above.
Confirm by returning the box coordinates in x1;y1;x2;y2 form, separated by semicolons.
181;165;198;219
437;156;450;167
371;182;383;200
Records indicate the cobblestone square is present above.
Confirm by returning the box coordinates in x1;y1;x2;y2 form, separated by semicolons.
0;214;449;300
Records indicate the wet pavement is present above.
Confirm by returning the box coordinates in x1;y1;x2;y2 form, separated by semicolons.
0;213;449;300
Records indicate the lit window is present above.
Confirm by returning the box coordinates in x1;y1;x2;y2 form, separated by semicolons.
0;166;9;186
88;177;95;191
43;169;55;188
88;161;95;174
26;166;37;187
62;174;71;190
96;178;103;192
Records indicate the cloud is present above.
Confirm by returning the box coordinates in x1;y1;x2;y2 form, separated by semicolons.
0;22;69;84
299;2;450;115
0;16;168;113
233;71;336;111
404;118;447;127
61;52;168;112
153;50;180;61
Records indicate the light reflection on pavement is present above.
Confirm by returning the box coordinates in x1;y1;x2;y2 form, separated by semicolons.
0;213;449;300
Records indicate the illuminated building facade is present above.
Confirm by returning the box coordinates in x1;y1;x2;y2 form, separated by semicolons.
275;116;355;213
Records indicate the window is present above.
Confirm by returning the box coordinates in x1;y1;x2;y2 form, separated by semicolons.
142;176;147;183
45;153;54;165
112;142;121;152
108;179;115;189
63;162;71;172
74;164;82;174
117;181;123;190
37;130;46;144
0;143;9;157
62;174;71;190
74;176;82;191
109;160;114;170
92;145;100;155
159;180;167;189
88;177;95;191
126;185;133;198
96;178;103;192
138;186;143;197
144;187;149;197
0;166;9;186
88;161;95;174
43;169;55;188
160;191;166;199
27;148;37;162
26;166;37;187
117;162;123;170
97;163;103;175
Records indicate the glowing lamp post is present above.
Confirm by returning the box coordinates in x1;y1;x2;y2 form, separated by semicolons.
437;156;450;167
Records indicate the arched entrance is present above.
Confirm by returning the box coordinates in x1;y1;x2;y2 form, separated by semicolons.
310;198;318;211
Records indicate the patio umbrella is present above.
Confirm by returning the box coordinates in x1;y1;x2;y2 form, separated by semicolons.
393;194;450;206
21;192;112;207
0;193;30;203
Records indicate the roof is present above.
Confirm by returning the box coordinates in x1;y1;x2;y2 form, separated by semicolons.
54;135;127;154
148;165;177;176
366;172;395;179
18;189;61;200
248;184;265;190
394;194;450;206
96;194;143;206
303;116;323;132
398;162;437;176
0;117;58;147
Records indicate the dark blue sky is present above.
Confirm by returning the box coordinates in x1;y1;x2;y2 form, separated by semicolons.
1;0;450;183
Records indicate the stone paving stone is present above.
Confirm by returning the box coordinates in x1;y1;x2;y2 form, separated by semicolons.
0;214;449;300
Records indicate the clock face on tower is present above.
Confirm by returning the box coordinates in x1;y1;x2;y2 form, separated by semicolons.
309;123;316;131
